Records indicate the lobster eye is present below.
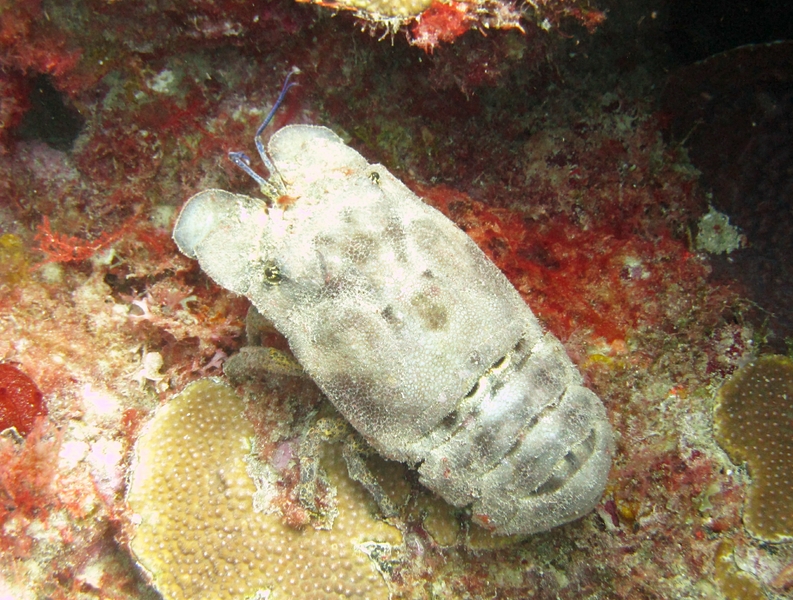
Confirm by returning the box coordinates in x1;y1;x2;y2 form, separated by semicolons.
369;171;381;184
263;264;282;285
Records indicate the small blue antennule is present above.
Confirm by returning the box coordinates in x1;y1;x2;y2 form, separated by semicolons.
228;66;300;202
256;66;301;140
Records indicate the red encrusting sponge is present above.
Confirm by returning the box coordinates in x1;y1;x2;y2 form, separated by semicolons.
0;364;46;437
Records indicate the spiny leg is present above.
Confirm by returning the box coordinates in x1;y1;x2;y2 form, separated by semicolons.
297;417;344;514
341;435;399;519
298;416;398;520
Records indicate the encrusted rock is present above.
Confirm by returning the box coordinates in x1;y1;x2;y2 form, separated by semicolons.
695;206;744;255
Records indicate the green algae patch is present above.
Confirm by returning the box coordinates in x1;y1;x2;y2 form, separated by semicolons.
714;355;793;542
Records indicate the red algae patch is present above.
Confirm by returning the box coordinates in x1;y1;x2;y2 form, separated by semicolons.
714;355;793;542
0;363;46;437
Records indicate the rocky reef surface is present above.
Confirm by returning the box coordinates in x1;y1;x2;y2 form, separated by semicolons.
0;0;791;598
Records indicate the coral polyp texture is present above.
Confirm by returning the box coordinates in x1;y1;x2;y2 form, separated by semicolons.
713;540;767;600
714;355;793;542
125;378;401;600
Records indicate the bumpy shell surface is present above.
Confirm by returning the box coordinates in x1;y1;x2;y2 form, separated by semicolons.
173;125;613;535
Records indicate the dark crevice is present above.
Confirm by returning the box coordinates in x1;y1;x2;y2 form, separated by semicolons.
15;74;84;151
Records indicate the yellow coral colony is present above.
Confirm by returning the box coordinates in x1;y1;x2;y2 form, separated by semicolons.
125;379;401;600
713;540;767;600
297;0;433;19
342;0;433;17
714;355;793;542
